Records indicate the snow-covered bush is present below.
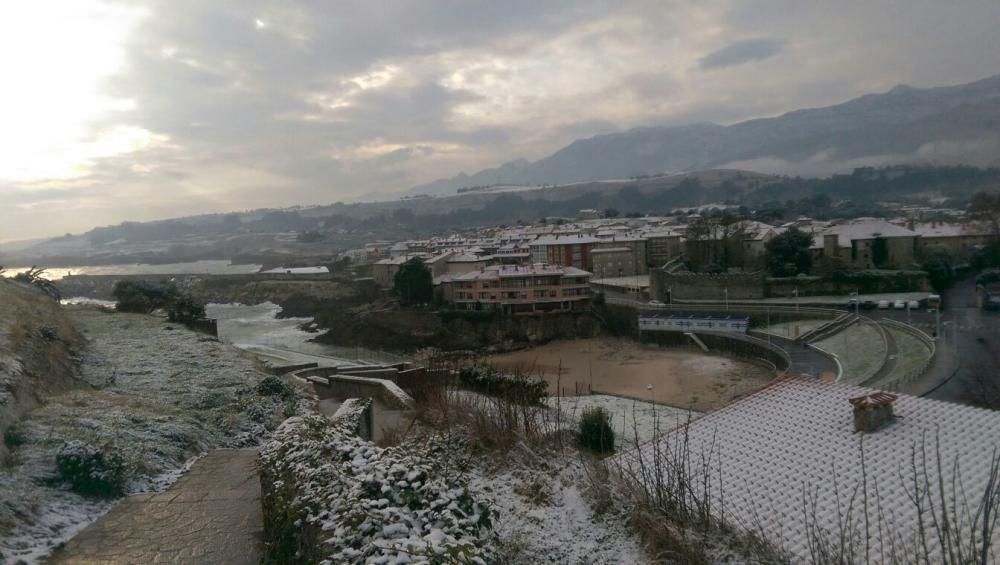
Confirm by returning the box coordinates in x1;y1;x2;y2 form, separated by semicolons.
578;407;615;454
55;441;129;497
259;404;493;564
256;375;295;400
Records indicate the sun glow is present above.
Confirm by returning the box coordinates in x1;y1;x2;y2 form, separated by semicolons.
0;1;146;182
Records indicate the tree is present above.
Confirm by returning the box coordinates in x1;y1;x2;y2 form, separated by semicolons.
393;258;433;306
603;208;620;218
765;227;813;277
968;191;1000;240
921;244;956;292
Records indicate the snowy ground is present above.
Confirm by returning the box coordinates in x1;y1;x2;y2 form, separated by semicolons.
547;395;698;448
469;452;645;564
0;306;292;562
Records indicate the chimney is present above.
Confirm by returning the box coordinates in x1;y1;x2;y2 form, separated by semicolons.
848;392;898;433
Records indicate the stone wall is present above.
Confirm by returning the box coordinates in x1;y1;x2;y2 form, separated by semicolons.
767;271;931;297
650;271;765;301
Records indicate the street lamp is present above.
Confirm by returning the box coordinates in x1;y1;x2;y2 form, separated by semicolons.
793;287;799;313
724;287;729;310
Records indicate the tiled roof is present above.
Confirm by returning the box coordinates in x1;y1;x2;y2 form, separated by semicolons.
629;377;1000;561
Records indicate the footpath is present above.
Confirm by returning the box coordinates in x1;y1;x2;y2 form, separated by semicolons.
47;449;262;564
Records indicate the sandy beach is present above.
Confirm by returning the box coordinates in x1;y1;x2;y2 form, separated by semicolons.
488;337;777;411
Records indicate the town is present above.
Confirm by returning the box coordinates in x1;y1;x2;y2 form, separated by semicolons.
3;1;1000;562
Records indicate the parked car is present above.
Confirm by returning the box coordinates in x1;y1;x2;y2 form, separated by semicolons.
861;300;878;310
648;300;665;307
877;300;890;309
907;300;920;310
894;299;906;310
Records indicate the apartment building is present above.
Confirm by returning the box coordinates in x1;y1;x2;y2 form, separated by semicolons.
440;263;592;314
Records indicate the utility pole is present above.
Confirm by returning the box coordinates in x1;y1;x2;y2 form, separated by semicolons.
794;287;799;313
724;287;729;310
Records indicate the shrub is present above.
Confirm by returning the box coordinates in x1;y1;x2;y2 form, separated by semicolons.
256;376;295;400
112;280;178;313
13;266;60;300
167;295;206;324
457;366;547;405
4;428;25;448
578;407;615;454
55;441;128;497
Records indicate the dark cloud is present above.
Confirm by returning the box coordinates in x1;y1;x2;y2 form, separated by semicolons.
3;1;1000;240
698;38;785;70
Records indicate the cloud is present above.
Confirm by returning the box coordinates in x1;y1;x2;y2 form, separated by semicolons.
698;38;785;70
3;0;1000;240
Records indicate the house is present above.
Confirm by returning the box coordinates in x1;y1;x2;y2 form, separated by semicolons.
910;221;993;259
630;376;1000;562
577;208;601;220
529;234;602;271
439;263;592;314
590;247;637;279
811;219;919;269
372;252;452;288
642;230;684;268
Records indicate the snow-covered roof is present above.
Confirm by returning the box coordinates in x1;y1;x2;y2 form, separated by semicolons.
530;234;602;246
631;377;1000;561
260;266;330;274
910;222;992;238
449;263;591;281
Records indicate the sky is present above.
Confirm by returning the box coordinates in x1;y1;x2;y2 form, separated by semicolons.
1;0;999;242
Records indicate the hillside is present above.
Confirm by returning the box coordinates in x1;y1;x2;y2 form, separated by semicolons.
408;75;1000;196
0;280;80;464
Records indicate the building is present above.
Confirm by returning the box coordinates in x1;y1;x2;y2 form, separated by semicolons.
444;253;491;276
595;237;648;275
439;263;592;314
643;230;684;268
577;208;601;220
529;234;601;271
372;252;452;288
812;219;919;270
590;247;637;279
630;377;1000;562
911;221;993;259
638;312;749;333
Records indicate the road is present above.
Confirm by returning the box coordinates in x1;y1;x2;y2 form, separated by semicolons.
607;280;1000;407
607;294;839;377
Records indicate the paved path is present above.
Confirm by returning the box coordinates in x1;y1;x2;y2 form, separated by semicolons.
747;331;839;378
48;449;262;565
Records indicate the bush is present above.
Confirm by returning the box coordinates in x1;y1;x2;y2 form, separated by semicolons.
256;375;295;400
112;280;178;313
167;295;206;323
579;407;615;454
4;428;25;448
458;366;547;405
55;441;128;497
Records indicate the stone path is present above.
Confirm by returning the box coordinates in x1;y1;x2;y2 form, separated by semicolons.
48;449;262;565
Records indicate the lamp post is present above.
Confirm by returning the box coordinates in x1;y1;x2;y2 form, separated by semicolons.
793;287;799;313
724;287;729;310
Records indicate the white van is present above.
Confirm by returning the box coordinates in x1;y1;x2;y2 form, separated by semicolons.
877;300;890;309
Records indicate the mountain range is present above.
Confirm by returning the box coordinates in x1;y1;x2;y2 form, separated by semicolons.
407;75;1000;196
